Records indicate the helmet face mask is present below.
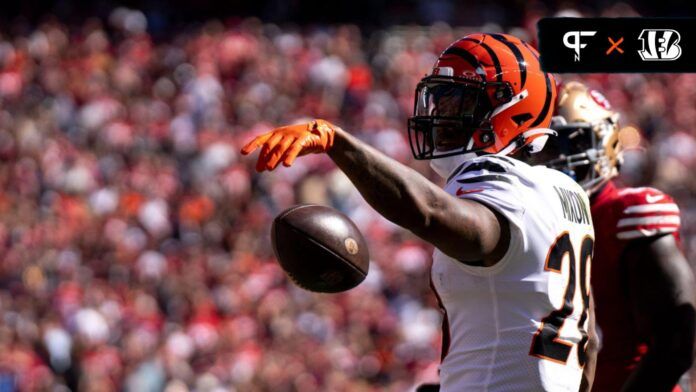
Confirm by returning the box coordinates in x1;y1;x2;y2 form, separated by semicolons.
408;75;506;160
407;33;557;163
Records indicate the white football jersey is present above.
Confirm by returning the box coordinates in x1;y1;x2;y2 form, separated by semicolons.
431;155;594;392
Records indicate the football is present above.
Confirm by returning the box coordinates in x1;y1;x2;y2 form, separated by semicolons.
271;204;369;293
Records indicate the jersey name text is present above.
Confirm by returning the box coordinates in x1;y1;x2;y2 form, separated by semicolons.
554;185;591;225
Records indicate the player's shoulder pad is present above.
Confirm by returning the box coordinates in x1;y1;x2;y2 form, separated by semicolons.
444;155;527;233
615;186;681;241
443;155;527;214
445;155;520;186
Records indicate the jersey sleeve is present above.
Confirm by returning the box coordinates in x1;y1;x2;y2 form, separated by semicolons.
443;156;526;238
615;187;681;241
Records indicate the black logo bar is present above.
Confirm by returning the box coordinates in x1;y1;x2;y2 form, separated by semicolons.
538;18;696;73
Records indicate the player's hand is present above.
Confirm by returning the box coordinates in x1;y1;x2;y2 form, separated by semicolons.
240;119;337;172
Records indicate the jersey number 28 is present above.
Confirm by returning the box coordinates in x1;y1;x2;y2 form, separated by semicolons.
529;231;593;367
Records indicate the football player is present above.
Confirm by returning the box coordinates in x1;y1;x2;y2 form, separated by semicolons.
242;34;597;391
546;81;696;391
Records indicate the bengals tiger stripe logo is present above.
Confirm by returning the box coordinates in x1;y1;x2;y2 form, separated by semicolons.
638;29;682;61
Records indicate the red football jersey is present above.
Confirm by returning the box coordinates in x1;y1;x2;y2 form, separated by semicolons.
590;180;682;391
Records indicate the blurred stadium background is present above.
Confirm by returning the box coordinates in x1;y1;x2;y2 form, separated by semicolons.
0;1;694;391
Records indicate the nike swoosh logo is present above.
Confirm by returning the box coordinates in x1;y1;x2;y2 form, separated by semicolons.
456;188;483;196
646;194;665;203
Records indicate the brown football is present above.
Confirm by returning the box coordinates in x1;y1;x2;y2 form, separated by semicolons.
271;204;369;293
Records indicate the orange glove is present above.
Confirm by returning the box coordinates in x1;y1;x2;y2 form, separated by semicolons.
240;119;337;172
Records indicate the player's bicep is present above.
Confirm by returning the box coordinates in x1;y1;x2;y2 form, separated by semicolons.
421;157;524;266
424;196;509;265
623;235;696;337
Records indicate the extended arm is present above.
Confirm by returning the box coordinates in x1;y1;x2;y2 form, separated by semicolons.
327;127;509;264
241;120;509;265
621;234;696;392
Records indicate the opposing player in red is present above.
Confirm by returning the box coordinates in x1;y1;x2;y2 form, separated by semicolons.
242;34;598;391
547;82;695;391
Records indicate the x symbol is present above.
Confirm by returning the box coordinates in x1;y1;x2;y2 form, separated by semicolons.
606;37;624;55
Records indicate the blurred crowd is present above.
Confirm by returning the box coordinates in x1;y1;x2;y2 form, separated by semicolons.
0;4;694;391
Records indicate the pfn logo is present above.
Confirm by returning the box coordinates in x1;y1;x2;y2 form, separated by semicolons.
563;31;597;61
638;29;682;61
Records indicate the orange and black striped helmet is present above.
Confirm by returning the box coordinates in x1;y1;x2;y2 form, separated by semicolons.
408;33;557;159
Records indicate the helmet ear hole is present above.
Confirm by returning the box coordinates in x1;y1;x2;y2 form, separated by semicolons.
480;130;495;145
494;84;514;104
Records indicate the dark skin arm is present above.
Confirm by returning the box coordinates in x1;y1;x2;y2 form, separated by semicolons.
621;234;696;392
327;127;510;265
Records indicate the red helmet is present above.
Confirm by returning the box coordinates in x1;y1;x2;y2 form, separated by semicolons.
408;33;557;159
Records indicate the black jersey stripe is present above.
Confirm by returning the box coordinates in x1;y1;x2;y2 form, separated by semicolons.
446;160;508;183
456;174;512;185
446;161;470;184
460;160;507;175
